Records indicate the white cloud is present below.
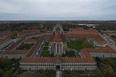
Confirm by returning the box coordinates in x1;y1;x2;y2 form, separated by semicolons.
0;0;116;20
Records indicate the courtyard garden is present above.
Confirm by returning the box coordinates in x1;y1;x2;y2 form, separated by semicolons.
45;42;49;46
67;40;94;51
31;37;40;40
61;50;76;57
40;51;54;57
67;41;83;51
17;44;34;50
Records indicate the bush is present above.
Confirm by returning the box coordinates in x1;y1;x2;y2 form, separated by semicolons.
40;69;44;73
64;70;71;74
0;68;4;77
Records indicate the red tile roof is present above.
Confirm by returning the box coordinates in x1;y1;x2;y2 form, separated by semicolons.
104;33;109;36
26;37;43;57
0;38;11;45
66;34;101;38
1;50;29;54
7;37;25;50
0;31;14;37
81;49;91;57
66;31;99;35
110;37;116;42
24;39;36;42
85;45;116;53
95;37;105;42
20;56;96;63
50;31;66;43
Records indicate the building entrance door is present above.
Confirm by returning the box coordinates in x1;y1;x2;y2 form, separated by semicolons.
56;65;60;70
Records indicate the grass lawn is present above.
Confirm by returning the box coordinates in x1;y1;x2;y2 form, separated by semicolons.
45;42;49;46
110;58;116;64
17;44;34;50
40;51;54;57
67;41;83;51
61;51;76;57
43;47;48;51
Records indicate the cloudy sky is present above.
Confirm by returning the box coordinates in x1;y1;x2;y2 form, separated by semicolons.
0;0;116;20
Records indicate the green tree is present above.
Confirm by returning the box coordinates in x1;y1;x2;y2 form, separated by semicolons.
103;68;116;77
82;40;94;48
78;36;87;43
106;59;113;66
2;71;12;77
0;57;5;65
0;68;4;77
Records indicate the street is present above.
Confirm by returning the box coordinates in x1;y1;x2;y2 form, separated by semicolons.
99;33;116;51
36;40;46;57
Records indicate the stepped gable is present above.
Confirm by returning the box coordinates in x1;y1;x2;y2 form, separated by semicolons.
50;31;66;43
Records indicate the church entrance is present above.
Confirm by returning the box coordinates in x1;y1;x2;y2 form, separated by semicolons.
56;65;60;70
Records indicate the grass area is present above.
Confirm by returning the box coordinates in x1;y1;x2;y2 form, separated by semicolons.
31;37;40;40
40;51;54;57
17;44;34;50
43;47;48;51
45;42;49;46
61;50;76;57
67;41;83;51
110;58;116;64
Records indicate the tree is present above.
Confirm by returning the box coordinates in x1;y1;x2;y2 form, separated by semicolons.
40;69;44;73
103;68;116;77
0;68;4;77
106;59;113;66
82;40;94;48
2;71;12;77
78;36;87;43
19;71;31;77
0;57;5;65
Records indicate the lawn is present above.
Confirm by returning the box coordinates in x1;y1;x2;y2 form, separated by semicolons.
40;51;54;57
17;44;34;50
31;37;40;40
110;58;116;64
43;47;48;51
61;50;76;57
45;42;49;46
67;41;83;51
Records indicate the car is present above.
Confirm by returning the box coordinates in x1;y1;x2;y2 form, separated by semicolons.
110;43;112;45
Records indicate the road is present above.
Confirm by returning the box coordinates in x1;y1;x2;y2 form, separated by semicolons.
99;33;116;51
36;40;46;57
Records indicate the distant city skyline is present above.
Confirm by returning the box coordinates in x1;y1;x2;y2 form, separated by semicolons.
0;0;116;20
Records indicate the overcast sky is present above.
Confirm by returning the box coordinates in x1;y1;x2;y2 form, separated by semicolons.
0;0;116;20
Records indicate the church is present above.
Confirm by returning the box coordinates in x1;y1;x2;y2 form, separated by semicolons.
49;24;67;56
